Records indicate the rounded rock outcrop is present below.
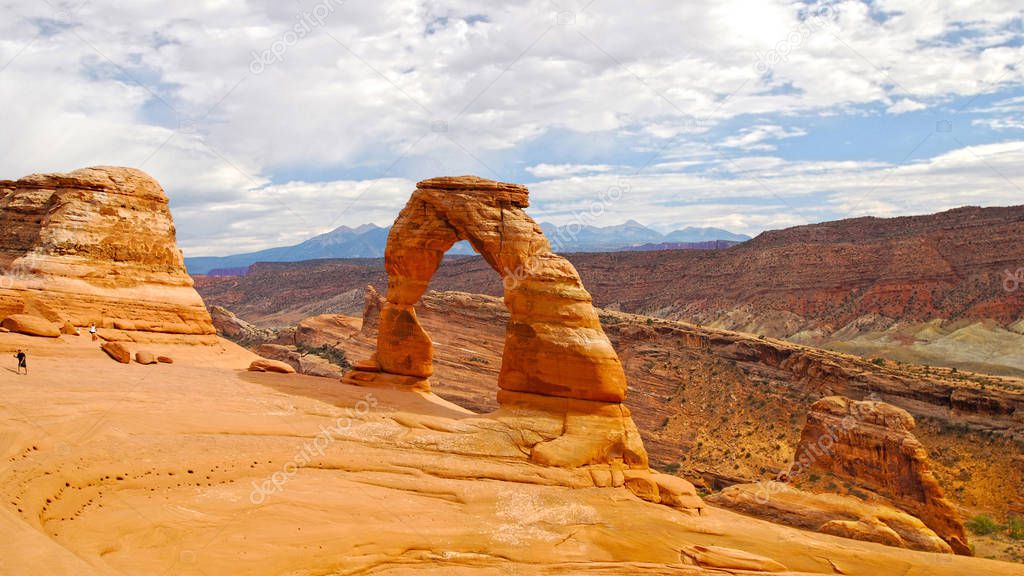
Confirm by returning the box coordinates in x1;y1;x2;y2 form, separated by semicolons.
0;166;215;338
1;314;61;338
795;396;970;555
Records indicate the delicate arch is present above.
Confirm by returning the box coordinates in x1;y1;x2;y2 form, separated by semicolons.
373;176;627;403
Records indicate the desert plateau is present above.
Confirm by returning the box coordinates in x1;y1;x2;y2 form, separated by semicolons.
4;2;1024;575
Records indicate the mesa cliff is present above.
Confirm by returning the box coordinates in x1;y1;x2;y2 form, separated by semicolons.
0;166;215;340
195;204;1024;374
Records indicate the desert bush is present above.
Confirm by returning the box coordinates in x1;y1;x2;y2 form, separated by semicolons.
966;514;1002;536
297;344;351;369
1007;516;1024;540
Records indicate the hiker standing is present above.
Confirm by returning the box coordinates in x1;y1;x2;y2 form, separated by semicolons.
14;350;27;375
89;322;98;341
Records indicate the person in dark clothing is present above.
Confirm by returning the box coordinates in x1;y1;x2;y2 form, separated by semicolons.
15;350;27;375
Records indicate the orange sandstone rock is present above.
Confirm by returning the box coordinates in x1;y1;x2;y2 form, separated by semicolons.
0;166;215;337
795;396;970;555
376;176;626;403
343;176;684;508
101;342;132;364
249;358;296;374
1;314;60;338
707;481;954;553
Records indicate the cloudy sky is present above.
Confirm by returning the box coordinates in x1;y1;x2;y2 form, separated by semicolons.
2;0;1023;256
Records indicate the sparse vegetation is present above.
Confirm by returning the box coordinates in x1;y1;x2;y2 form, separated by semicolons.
1008;516;1024;540
297;344;351;369
966;514;1002;536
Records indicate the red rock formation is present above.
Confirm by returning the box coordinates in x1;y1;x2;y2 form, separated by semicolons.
708;481;955;553
248;358;296;374
0;166;215;338
197;205;1024;373
100;342;132;364
369;176;626;403
795;396;970;555
216;286;1024;521
1;314;60;338
341;177;692;507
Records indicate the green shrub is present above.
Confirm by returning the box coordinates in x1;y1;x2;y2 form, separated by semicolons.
871;358;886;366
965;514;1002;536
1007;516;1024;540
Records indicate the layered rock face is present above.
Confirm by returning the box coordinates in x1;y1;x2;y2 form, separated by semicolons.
0;166;214;338
209;285;1024;527
344;177;667;501
210;305;274;345
197;204;1024;374
795;396;970;555
708;482;954;553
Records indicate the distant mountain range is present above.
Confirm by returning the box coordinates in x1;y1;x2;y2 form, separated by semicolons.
185;221;750;274
195;204;1024;375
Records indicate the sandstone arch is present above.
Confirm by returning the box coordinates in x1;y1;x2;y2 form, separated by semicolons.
342;177;706;505
367;176;627;403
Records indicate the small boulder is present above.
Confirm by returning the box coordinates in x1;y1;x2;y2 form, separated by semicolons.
1;315;61;338
61;321;78;335
135;350;158;365
101;342;132;364
249;358;296;374
0;327;9;333
157;356;174;364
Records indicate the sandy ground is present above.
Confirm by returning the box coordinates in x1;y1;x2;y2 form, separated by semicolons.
1;332;1023;576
